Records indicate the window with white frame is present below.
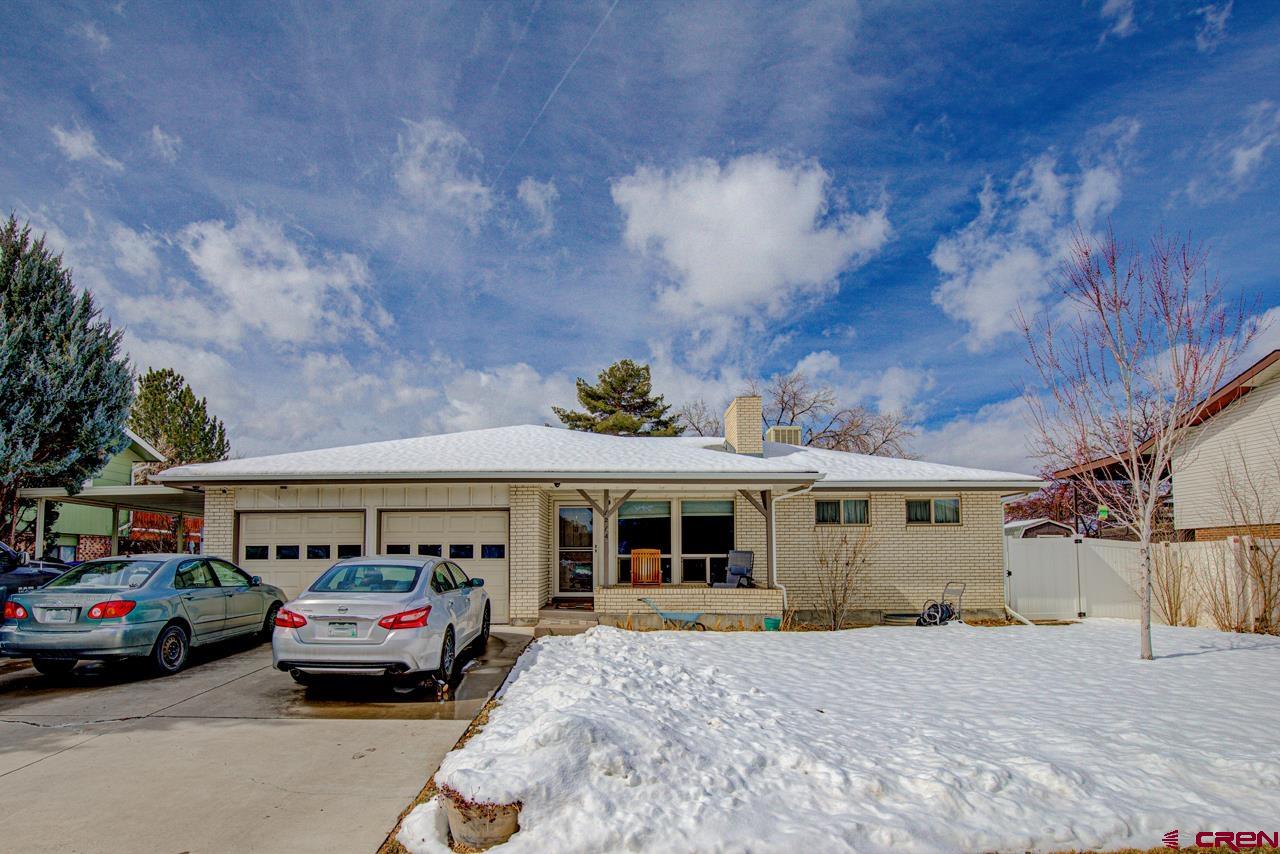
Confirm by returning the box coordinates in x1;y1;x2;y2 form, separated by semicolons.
905;497;961;525
815;498;869;525
679;500;734;584
614;498;737;584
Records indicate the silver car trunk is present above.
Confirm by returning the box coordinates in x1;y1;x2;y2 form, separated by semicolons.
19;590;125;631
290;591;423;645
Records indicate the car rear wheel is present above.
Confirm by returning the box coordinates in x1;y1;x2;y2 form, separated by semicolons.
149;623;190;676
261;602;282;641
436;627;456;683
31;656;76;677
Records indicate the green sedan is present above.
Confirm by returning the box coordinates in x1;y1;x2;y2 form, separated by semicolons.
0;554;286;677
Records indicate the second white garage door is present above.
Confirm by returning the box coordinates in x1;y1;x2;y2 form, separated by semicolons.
238;511;365;598
380;510;510;623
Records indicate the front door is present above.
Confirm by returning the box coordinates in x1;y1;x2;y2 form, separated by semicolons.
556;505;595;596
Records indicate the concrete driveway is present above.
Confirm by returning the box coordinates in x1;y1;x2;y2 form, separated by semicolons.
0;630;529;854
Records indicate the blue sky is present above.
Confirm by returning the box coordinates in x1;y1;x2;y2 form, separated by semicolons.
3;0;1278;470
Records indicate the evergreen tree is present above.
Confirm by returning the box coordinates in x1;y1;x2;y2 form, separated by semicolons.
0;217;134;541
130;367;230;472
553;359;683;436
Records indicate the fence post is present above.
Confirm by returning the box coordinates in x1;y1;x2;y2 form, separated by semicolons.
1074;537;1085;618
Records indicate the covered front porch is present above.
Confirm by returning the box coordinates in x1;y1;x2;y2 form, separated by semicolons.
19;484;206;558
519;481;807;627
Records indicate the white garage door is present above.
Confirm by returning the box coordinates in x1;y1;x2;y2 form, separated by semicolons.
380;511;510;623
238;512;366;598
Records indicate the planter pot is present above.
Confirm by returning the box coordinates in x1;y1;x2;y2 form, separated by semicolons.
442;794;520;850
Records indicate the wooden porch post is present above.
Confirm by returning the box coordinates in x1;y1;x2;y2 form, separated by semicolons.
577;488;636;589
110;505;120;556
176;513;185;554
737;489;775;589
34;498;47;559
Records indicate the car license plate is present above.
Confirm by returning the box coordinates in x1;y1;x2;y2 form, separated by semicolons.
328;621;357;638
43;608;75;624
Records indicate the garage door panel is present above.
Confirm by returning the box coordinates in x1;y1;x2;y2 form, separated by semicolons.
238;512;365;600
380;511;509;624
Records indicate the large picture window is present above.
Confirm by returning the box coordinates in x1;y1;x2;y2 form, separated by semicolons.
617;501;672;583
680;500;734;584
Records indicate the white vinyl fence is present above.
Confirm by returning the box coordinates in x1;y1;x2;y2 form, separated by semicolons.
1005;535;1276;628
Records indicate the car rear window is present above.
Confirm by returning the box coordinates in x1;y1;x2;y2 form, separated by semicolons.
310;564;420;593
46;560;162;589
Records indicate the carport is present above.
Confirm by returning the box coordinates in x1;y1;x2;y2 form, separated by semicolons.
18;484;205;556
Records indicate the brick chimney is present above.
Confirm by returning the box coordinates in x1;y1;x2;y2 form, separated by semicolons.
724;395;764;456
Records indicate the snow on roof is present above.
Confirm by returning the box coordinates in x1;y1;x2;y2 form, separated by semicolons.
155;424;1042;487
1004;517;1072;532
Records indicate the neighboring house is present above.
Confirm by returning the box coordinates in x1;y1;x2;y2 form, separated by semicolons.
41;429;166;561
1171;349;1280;541
156;395;1042;626
1004;518;1073;539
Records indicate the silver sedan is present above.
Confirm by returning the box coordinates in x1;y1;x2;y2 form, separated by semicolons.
271;556;490;692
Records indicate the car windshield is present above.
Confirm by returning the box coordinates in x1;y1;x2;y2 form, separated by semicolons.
310;563;421;593
45;559;162;589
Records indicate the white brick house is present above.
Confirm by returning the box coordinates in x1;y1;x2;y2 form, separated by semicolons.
156;396;1041;626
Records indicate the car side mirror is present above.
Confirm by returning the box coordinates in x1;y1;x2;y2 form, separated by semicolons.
468;577;484;588
250;576;262;587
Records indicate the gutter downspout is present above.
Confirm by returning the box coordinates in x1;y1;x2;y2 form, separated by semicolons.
770;483;817;612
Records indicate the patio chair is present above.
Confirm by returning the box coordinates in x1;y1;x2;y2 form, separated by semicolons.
640;597;706;630
629;549;662;587
711;550;754;588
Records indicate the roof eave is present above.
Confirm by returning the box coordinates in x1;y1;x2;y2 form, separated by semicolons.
153;469;826;486
812;479;1048;492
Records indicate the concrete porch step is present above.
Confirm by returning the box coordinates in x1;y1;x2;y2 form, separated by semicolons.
534;607;599;638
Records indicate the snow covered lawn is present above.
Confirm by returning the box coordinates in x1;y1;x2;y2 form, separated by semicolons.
400;621;1280;852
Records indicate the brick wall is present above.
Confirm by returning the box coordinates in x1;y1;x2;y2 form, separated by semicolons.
201;488;236;560
509;485;551;625
596;585;784;629
773;491;1006;619
78;534;112;560
1195;523;1280;541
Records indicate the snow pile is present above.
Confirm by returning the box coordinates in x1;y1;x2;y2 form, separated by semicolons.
408;622;1280;853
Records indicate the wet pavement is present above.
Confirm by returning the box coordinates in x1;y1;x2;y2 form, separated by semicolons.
0;629;531;853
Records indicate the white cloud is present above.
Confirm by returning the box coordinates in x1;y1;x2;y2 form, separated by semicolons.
110;224;161;279
148;125;182;163
867;365;935;417
50;125;123;171
176;212;387;344
517;177;558;237
611;154;890;324
1185;101;1280;202
73;21;110;51
794;349;840;378
1099;0;1136;42
931;123;1138;351
1239;305;1280;369
1193;1;1232;53
393;118;493;229
428;361;577;434
913;398;1037;474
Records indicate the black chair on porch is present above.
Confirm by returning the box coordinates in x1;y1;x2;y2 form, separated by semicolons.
711;550;754;588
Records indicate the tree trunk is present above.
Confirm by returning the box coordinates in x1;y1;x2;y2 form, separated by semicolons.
1140;543;1153;660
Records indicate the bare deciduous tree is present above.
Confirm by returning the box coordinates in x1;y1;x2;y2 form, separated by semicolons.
676;398;723;437
1020;228;1252;659
753;371;915;457
813;525;875;630
1151;543;1199;627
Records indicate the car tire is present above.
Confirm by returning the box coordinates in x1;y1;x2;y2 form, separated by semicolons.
261;602;282;641
470;603;491;652
31;656;76;677
149;623;190;676
436;627;456;683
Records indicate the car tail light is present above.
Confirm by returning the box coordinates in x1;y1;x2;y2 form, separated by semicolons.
3;601;28;620
275;608;307;628
86;600;137;620
378;606;431;630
